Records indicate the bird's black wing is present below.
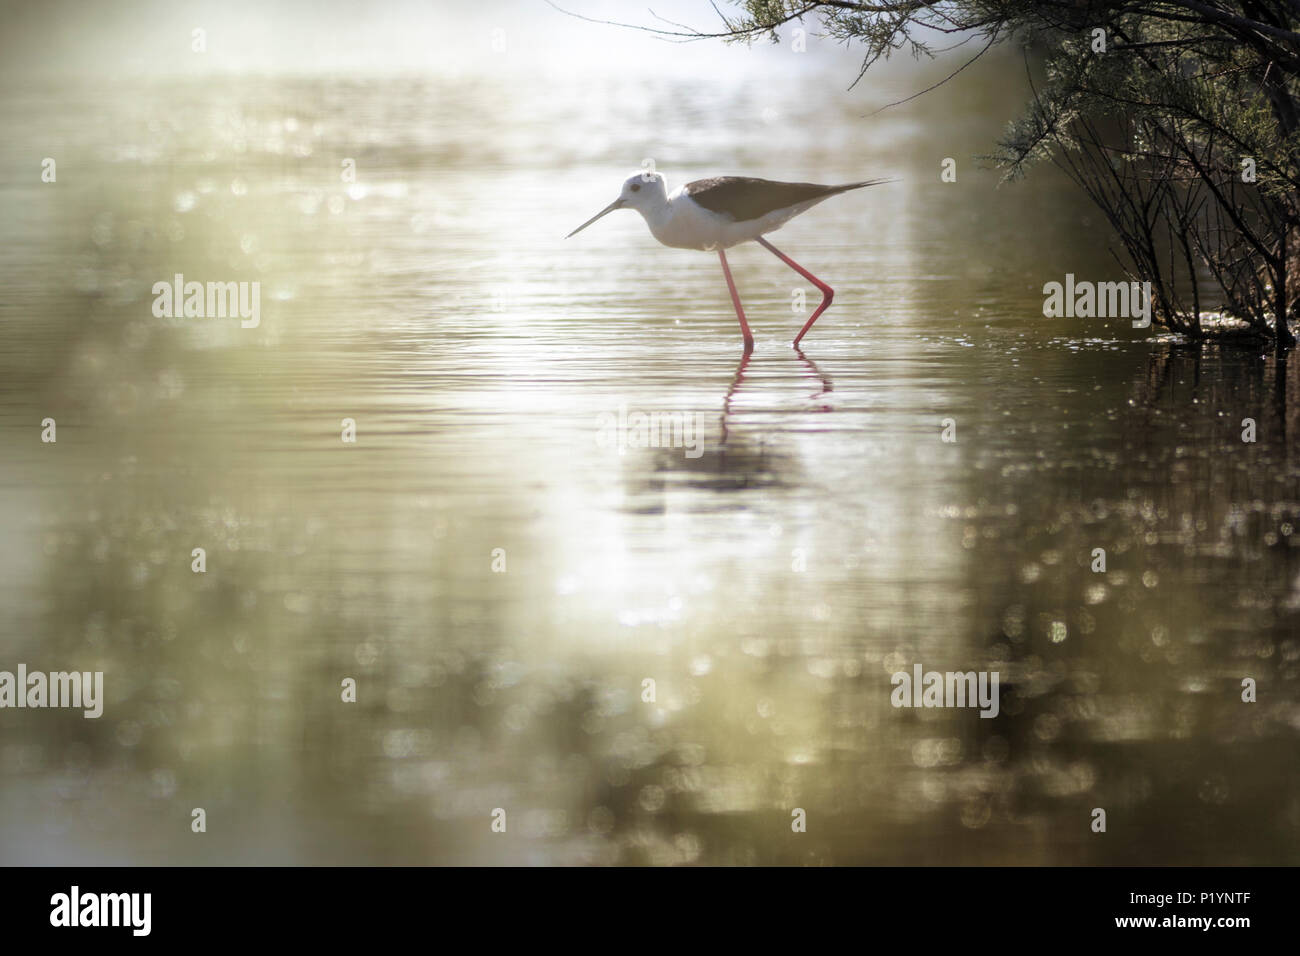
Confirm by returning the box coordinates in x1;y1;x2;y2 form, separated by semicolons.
683;176;884;222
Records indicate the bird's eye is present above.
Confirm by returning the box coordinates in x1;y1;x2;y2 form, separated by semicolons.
630;183;641;192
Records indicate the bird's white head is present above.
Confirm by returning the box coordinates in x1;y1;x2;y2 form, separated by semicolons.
566;171;669;238
617;170;668;210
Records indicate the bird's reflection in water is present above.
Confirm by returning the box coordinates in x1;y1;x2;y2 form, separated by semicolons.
720;347;833;444
614;350;836;509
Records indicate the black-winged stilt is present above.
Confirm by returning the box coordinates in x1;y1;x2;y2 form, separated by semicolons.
566;172;890;351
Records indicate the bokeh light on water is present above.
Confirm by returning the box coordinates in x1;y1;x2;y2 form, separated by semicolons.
1;1;1298;864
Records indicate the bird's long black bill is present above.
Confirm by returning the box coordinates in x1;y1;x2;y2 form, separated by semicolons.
565;199;623;238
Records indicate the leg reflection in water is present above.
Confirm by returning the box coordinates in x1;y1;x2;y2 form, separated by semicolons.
719;349;834;451
794;346;834;411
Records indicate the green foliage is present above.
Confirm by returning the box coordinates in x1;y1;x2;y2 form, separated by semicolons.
721;1;1300;345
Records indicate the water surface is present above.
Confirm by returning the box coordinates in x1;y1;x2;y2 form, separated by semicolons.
1;59;1298;865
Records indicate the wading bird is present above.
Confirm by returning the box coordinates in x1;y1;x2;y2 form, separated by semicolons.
566;172;890;351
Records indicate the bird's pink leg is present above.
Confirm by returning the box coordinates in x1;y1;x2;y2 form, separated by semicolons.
718;248;754;353
757;236;833;347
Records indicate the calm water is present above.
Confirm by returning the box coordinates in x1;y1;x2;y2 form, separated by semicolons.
1;61;1298;865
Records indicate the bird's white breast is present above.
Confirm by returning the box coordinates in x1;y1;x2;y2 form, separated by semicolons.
641;189;815;251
